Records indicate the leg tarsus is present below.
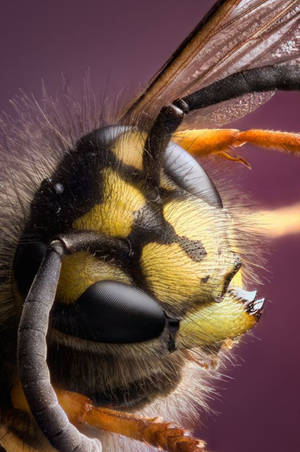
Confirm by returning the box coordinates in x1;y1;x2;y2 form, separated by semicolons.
56;388;207;452
234;129;300;153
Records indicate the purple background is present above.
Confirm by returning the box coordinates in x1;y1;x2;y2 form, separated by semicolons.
0;1;299;451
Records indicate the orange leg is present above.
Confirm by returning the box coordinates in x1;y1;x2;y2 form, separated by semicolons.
11;382;206;452
173;129;300;167
236;129;300;153
61;390;206;452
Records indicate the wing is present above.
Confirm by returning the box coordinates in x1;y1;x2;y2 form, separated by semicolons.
119;0;300;128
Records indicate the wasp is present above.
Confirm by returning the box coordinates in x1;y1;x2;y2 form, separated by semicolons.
0;1;299;451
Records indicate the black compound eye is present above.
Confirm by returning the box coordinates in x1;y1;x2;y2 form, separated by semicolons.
13;241;47;297
164;141;223;208
52;281;166;343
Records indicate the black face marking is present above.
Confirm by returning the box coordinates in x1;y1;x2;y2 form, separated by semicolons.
121;201;176;290
201;275;210;284
176;236;207;262
27;149;106;241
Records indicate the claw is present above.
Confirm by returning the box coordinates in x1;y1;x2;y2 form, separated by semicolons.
246;298;265;320
229;287;265;320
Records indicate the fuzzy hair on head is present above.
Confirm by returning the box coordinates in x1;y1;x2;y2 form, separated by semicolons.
0;81;263;451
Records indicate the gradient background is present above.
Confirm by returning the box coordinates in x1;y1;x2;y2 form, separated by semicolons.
0;1;299;451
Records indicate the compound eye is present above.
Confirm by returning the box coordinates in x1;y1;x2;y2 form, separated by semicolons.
76;125;130;152
52;281;166;343
164;142;223;208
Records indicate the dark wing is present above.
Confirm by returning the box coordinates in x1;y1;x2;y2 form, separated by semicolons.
119;0;299;128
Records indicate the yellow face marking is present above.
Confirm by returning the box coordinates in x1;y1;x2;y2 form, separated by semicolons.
56;251;131;304
141;242;212;304
74;168;145;238
179;288;256;347
162;198;237;301
111;130;146;170
164;198;223;241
